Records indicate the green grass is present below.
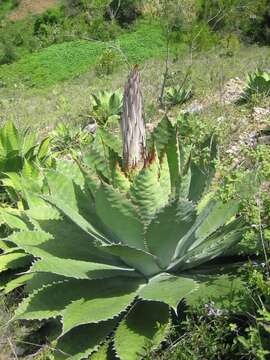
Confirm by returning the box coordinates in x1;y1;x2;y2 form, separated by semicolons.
0;21;169;89
0;0;16;19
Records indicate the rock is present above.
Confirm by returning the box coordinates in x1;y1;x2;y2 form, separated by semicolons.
252;107;270;122
220;78;245;104
181;101;204;114
258;135;270;145
84;122;97;134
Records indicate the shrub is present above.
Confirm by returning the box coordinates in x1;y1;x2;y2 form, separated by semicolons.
108;0;142;26
240;69;270;103
33;8;62;36
0;41;18;65
164;83;193;107
94;48;121;76
239;0;270;45
89;89;123;126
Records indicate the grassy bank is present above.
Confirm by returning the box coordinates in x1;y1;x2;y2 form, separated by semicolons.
0;21;167;89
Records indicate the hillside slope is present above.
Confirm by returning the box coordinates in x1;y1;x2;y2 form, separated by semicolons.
9;0;58;21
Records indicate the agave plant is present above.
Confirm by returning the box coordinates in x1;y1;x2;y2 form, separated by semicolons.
0;70;252;359
0;121;52;205
89;89;123;127
240;69;270;102
50;122;92;156
164;83;193;107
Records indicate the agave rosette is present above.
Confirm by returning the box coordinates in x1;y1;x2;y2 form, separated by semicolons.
0;118;249;359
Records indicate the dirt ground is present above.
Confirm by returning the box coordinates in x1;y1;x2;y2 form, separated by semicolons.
9;0;58;21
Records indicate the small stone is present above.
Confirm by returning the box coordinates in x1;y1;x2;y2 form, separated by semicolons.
258;135;270;145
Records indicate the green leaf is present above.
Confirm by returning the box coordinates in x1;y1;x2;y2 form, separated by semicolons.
129;157;164;223
90;342;110;360
62;277;142;334
95;185;145;250
139;273;198;310
114;301;170;360
152;116;174;158
185;268;249;312
43;195;107;244
193;199;240;248
101;244;161;277
146;199;196;269
181;217;246;270
30;256;136;280
56;320;117;360
0;251;32;272
3;273;34;294
1;121;19;154
37;137;51;160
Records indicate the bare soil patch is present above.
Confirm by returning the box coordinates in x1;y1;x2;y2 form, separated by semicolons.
9;0;58;21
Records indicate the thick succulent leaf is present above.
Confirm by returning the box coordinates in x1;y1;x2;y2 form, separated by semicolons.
83;131;111;180
0;239;12;252
0;209;30;230
0;251;32;272
152;116;174;158
7;231;53;256
90;342;111;360
139;273;198;310
193;199;240;249
0;121;19;154
172;198;238;265
27;210;116;264
62;277;142;334
55;320;117;360
95;184;145;250
43;195;107;244
181;217;246;270
188;137;217;202
159;153;171;205
111;161;130;193
3;273;34;294
146;199;196;269
30;256;137;280
25;272;68;294
45;170;106;237
114;301;170;360
55;160;85;188
15;281;78;321
129;157;164;223
185;267;249;312
166;125;181;193
101;244;161;277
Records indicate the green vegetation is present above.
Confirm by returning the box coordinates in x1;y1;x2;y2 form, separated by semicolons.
0;21;165;88
0;1;269;359
0;117;253;359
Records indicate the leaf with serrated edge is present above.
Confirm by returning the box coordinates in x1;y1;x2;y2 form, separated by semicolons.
43;195;107;244
139;273;198;310
30;256;137;280
0;251;32;272
146;199;196;269
114;301;170;360
62;277;143;334
55;320;117;360
101;244;161;278
95;184;145;250
185;268;249;312
4;274;34;294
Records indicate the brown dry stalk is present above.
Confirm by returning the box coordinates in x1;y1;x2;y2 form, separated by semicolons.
121;66;147;169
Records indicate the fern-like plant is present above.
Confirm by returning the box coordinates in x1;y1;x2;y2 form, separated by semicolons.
0;117;251;359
